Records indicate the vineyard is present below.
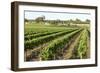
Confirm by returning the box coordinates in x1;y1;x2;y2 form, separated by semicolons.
24;22;90;61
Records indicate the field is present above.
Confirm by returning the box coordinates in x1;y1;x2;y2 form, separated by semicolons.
24;21;90;61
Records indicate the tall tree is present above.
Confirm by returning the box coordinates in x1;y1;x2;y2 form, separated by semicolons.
35;15;45;23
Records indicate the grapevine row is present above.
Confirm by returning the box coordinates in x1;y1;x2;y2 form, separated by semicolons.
25;29;77;50
25;30;62;40
40;29;82;60
77;29;88;59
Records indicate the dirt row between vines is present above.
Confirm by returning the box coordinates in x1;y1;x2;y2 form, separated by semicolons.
63;31;82;59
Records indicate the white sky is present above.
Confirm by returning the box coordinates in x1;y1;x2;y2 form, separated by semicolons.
25;11;91;21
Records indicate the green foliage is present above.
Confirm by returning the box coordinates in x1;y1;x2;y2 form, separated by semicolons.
24;29;77;50
24;20;90;61
25;30;62;40
40;29;82;60
77;29;88;59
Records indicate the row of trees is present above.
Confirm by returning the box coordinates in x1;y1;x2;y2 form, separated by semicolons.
25;15;90;24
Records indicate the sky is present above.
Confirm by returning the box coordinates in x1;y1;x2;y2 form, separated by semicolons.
25;11;91;21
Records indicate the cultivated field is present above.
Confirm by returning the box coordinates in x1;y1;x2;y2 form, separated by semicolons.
24;22;90;61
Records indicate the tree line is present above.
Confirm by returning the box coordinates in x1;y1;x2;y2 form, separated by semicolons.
25;15;90;25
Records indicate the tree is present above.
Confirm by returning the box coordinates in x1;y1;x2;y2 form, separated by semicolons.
35;15;45;23
25;18;29;22
75;19;81;24
85;19;90;24
67;20;72;26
